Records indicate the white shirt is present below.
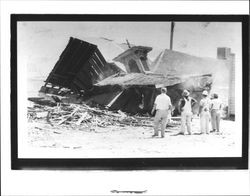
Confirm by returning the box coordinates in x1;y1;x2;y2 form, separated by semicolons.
154;94;171;110
210;98;222;110
182;98;192;114
200;97;210;112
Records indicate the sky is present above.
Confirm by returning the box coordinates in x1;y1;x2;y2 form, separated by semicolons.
17;21;242;79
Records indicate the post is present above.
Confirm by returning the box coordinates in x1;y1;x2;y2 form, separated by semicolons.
170;22;175;50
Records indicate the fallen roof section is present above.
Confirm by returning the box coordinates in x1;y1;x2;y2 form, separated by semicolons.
43;37;124;93
95;72;212;87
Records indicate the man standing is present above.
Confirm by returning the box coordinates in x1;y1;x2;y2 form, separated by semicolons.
178;89;197;135
210;93;222;133
199;90;210;134
151;87;172;138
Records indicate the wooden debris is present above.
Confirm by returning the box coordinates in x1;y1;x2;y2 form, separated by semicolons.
27;101;160;129
53;131;62;134
36;111;49;118
56;106;80;125
76;112;88;125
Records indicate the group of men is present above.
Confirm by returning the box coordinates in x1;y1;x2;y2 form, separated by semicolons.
151;87;222;138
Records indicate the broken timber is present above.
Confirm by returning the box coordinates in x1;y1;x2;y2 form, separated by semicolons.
38;37;213;116
40;37;124;96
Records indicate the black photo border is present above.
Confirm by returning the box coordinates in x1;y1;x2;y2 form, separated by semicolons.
11;14;249;170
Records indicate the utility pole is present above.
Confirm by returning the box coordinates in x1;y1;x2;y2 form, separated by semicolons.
170;22;175;50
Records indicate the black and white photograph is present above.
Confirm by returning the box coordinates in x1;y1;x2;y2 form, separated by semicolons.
0;0;250;196
12;15;248;168
1;1;249;195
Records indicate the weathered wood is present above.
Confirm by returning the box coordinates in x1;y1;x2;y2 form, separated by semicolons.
28;98;161;128
75;112;88;125
56;106;79;125
95;49;107;66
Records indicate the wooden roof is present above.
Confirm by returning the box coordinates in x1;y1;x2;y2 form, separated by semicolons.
95;72;212;87
44;37;123;93
113;46;152;62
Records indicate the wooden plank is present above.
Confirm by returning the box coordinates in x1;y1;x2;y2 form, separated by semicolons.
70;82;80;93
75;112;88;125
85;63;99;82
74;77;91;91
89;57;105;74
59;41;82;73
92;53;106;70
91;65;101;76
75;75;91;89
95;49;107;66
77;71;93;87
73;78;85;90
70;43;95;73
64;47;84;73
56;106;79;125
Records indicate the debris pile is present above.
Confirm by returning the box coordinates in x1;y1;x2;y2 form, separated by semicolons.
27;102;155;129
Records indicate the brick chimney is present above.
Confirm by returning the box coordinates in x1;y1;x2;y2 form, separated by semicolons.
217;47;231;60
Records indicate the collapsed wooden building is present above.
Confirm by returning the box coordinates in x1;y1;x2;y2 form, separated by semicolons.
39;37;213;116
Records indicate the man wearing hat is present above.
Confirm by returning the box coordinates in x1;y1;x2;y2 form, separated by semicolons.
177;89;197;135
199;90;210;134
210;93;222;133
151;87;172;138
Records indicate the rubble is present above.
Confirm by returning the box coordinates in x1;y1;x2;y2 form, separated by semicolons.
38;37;213;116
27;101;157;130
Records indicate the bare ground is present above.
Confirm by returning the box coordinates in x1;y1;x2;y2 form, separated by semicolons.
27;118;241;158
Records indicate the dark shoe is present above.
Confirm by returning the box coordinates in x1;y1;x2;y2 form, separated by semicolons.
177;132;185;135
152;134;158;137
210;129;216;133
171;132;184;136
161;136;165;138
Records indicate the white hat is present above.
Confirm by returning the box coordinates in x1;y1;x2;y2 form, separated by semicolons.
161;87;167;93
182;89;190;96
202;90;208;96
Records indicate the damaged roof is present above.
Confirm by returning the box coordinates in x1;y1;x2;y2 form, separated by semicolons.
44;37;123;93
95;72;212;87
113;46;152;62
151;49;228;77
43;37;213;95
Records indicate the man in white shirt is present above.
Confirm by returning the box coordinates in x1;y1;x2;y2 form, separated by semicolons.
151;87;172;138
199;90;210;134
210;93;222;133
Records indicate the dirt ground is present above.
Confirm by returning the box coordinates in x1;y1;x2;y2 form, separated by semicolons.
27;117;241;158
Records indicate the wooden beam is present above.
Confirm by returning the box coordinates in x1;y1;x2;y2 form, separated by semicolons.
95;49;107;66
